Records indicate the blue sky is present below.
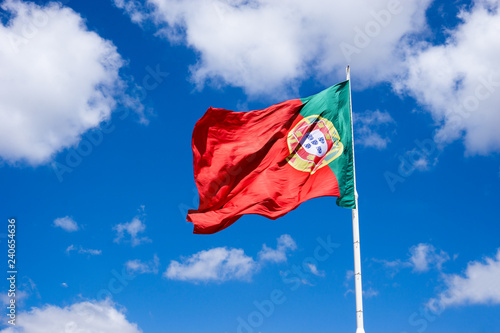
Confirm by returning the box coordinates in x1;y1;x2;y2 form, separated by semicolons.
0;0;499;332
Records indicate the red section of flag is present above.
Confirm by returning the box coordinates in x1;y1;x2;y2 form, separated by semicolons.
187;99;340;234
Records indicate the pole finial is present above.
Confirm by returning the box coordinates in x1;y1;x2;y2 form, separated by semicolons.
346;65;351;80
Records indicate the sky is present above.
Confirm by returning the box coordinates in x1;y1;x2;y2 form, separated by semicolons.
0;0;499;332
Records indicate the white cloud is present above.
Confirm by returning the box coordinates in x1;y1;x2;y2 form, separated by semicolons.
258;234;297;263
165;247;257;282
53;216;79;232
344;286;379;298
410;154;431;171
409;243;449;273
0;0;143;166
375;243;449;275
372;258;407;278
363;287;379;298
125;254;160;275
116;0;432;97
396;145;440;177
375;259;404;269
79;248;102;256
354;110;395;149
394;0;500;155
0;300;142;333
428;249;500;311
65;244;76;254
113;207;151;247
113;0;147;24
165;234;297;282
66;244;102;256
305;263;325;277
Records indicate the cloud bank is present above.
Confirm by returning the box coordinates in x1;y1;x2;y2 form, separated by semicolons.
114;0;432;97
394;0;500;155
0;300;141;333
0;0;142;166
428;248;500;311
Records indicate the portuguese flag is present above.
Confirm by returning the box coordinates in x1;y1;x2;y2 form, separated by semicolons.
187;80;355;234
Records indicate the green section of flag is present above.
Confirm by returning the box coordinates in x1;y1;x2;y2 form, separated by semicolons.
300;80;356;209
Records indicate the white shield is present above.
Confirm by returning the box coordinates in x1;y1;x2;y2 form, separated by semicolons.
302;129;328;157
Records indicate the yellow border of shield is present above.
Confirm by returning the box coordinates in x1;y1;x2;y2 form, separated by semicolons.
286;115;344;174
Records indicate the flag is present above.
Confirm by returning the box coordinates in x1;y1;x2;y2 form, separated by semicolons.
187;80;355;234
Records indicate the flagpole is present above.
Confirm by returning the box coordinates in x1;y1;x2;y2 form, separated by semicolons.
347;66;365;333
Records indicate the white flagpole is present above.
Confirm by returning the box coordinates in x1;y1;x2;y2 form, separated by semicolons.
346;66;365;333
